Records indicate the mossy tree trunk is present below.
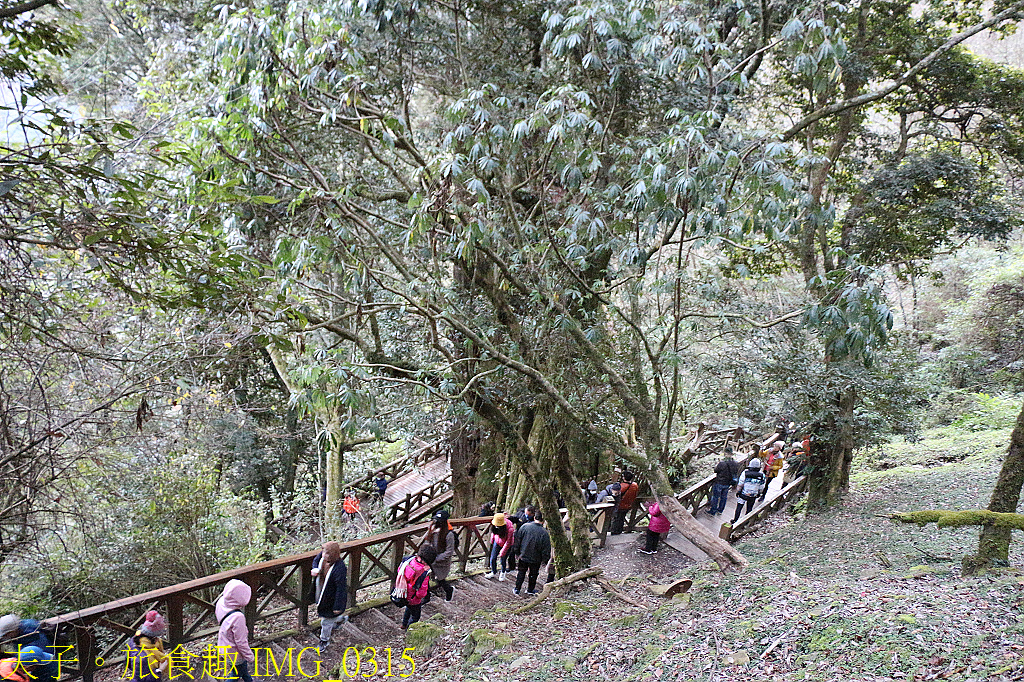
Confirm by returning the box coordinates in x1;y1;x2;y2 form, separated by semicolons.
964;398;1024;574
448;420;482;518
808;385;856;509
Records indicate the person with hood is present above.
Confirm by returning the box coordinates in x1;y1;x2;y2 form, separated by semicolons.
394;545;437;629
129;610;170;682
732;458;766;523
511;512;551;595
484;513;514;581
420;509;457;601
1;646;52;682
309;541;348;651
215;579;255;682
1;619;56;682
639;500;671;554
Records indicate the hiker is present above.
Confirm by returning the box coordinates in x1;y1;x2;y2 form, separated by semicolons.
709;447;741;515
342;492;361;522
506;506;535;572
421;509;457;601
128;610;170;682
586;479;598;504
595;481;620;505
512;512;551;595
484;513;515;580
1;647;52;682
640;500;671;554
760;441;785;502
610;471;639;535
374;474;388;502
479;501;495;517
786;441;809;482
732;458;766;523
310;541;348;650
395;545;437;629
215;579;255;682
0;619;57;682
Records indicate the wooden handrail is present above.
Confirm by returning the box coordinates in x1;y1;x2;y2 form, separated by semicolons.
41;515;493;682
723;475;808;541
342;438;444;493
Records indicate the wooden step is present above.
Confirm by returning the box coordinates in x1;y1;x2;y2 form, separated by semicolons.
358;607;404;636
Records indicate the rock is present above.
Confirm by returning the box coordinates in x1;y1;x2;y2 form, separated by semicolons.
723;650;750;666
509;656;531;672
647;578;692;598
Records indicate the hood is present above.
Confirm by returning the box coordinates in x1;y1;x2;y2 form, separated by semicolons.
219;579;252;610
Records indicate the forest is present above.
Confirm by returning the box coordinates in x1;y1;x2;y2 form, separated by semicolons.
3;0;1024;677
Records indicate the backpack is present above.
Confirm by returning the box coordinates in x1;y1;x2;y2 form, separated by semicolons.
739;472;764;499
390;558;430;608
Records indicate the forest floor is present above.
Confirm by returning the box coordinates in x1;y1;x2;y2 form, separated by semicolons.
406;400;1024;682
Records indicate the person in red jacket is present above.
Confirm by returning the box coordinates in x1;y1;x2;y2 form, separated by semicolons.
396;545;437;629
639;500;671;554
611;471;639;535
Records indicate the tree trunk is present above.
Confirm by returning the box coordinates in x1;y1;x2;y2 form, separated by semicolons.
448;420;481;518
324;422;343;528
964;399;1024;574
808;385;856;509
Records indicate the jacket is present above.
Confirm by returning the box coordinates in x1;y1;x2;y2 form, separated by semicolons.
422;527;457;581
215;579;254;663
647;502;671;533
513;521;551;565
490;520;515;558
765;452;784;476
0;659;29;682
130;633;167;682
713;459;741;485
401;557;431;606
618;482;639;510
309;553;348;617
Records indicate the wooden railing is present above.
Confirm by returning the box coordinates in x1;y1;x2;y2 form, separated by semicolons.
42;516;493;682
386;476;452;525
344;438;442;496
720;475;808;541
558;502;616;548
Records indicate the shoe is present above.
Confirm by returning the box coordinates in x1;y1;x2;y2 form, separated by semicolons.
638;549;655;555
319;640;329;651
484;572;495;579
513;587;521;595
498;572;506;582
446;587;455;602
527;590;539;595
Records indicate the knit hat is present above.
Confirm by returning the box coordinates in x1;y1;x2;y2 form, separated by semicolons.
140;610;167;637
18;646;53;666
0;614;18;639
749;458;762;469
491;513;506;527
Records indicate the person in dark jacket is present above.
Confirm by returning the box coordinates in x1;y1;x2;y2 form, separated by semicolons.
511;513;552;595
708;448;741;515
1;620;57;682
309;541;348;650
374;474;388;502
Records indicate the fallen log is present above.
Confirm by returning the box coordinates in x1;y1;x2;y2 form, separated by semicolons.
513;567;603;614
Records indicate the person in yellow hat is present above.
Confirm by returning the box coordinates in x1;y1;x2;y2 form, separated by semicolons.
484;513;515;581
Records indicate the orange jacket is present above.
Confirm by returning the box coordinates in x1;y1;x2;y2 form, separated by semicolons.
343;497;360;514
1;659;31;682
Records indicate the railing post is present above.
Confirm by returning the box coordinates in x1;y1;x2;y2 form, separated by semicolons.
76;624;97;682
459;522;472;573
243;574;259;639
166;594;184;646
599;506;612;548
392;536;407;584
348;549;361;610
298;557;312;628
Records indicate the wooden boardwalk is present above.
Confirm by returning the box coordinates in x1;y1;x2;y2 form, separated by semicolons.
381;453;450;507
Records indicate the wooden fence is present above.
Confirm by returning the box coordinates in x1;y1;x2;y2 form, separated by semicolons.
343;439;442;496
386;478;453;526
720;474;809;541
40;516;493;682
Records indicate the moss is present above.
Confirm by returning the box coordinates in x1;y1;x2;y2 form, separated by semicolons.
897;614;918;625
552;600;592;622
406;620;445;657
891;509;1024;530
613;613;641;627
463;628;513;666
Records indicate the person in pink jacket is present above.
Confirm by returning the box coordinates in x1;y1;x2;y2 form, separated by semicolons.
215;579;255;682
484;513;515;581
395;545;437;629
639;500;671;554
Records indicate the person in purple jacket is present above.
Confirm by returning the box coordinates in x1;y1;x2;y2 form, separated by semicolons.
639;500;671;554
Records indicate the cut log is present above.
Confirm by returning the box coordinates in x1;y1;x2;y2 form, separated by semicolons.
513;567;602;614
646;577;692;598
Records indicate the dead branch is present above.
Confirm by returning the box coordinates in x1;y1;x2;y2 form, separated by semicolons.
595;577;647;608
513;567;602;614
